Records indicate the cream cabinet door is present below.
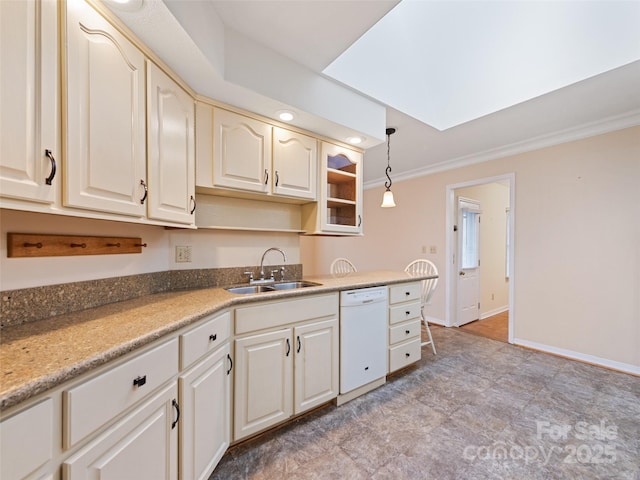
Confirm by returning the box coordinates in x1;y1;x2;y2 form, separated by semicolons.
320;142;363;234
272;128;317;200
0;0;58;205
213;108;272;193
179;343;230;480
63;383;178;480
294;318;339;414
64;0;147;216
0;398;54;480
233;329;292;441
146;63;195;225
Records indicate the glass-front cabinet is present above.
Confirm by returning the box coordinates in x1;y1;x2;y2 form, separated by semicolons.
302;142;363;235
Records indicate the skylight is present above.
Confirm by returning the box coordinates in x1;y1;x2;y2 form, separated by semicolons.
323;0;640;131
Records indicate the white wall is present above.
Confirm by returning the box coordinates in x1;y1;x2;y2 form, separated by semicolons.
0;209;300;291
301;126;640;370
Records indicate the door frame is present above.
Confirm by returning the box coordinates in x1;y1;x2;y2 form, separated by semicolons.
445;173;515;343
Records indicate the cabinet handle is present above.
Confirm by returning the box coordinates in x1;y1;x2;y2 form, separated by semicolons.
286;338;291;357
171;399;180;430
133;375;147;387
139;179;148;204
44;149;56;185
226;353;233;375
405;311;410;315
357;215;362;227
275;170;279;187
296;335;301;353
405;291;410;296
405;330;411;335
264;169;269;185
189;195;196;214
405;352;411;358
209;333;217;342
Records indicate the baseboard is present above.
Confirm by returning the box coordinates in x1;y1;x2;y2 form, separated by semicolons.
514;338;640;376
480;305;508;320
424;315;445;326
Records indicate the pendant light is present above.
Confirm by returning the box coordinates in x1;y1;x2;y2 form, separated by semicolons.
381;127;397;208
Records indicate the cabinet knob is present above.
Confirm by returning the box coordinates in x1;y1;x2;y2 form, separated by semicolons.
405;353;411;358
405;330;410;334
405;311;410;315
209;334;217;342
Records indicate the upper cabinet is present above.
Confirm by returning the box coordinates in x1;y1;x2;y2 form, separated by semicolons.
272;127;316;200
0;0;58;206
146;63;195;225
196;105;317;202
63;0;195;226
302;142;363;235
64;0;147;217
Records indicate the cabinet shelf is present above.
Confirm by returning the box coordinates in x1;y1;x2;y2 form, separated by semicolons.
327;198;356;208
327;168;356;184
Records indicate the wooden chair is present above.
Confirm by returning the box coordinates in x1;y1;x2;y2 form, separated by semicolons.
330;257;357;276
404;259;438;354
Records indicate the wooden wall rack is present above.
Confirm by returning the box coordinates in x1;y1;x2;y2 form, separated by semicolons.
7;233;146;258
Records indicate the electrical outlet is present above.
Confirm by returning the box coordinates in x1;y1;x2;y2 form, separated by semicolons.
421;245;427;254
175;245;192;263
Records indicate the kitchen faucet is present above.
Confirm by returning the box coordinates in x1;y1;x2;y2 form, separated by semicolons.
253;247;286;284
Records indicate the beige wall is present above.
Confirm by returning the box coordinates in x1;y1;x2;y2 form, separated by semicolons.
456;183;510;317
301;126;640;369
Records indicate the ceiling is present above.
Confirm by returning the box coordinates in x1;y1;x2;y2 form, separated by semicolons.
106;0;640;186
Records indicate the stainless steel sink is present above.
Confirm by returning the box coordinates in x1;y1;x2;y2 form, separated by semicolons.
225;285;276;294
272;281;321;290
225;280;321;294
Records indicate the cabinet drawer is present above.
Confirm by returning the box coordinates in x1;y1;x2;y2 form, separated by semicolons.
235;293;338;334
388;337;421;373
389;319;421;345
389;282;421;304
63;338;179;449
1;399;53;480
389;301;421;325
180;311;231;369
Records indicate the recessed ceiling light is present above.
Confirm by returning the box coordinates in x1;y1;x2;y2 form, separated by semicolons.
347;136;364;145
103;0;143;11
278;111;294;122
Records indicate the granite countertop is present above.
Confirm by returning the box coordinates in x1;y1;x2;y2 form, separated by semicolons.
0;271;430;411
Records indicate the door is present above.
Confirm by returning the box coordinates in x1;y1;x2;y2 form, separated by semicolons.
294;318;338;414
213;108;272;193
272;127;317;200
456;197;481;326
0;0;58;205
179;344;230;480
233;329;292;441
147;62;195;225
64;0;147;216
63;383;178;480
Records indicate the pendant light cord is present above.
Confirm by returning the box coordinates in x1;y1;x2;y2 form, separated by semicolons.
385;128;395;191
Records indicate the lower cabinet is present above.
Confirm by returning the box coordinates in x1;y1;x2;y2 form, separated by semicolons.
388;282;422;373
233;294;339;442
0;398;54;480
179;342;231;480
62;382;178;480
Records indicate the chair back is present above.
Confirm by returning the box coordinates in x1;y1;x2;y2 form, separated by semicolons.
330;257;357;276
404;259;439;305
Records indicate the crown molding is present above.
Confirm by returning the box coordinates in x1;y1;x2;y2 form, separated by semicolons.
364;109;640;189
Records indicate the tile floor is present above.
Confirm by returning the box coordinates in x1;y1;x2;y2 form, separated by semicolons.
210;326;640;479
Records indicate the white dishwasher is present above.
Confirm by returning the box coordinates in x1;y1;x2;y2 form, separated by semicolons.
340;286;388;394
